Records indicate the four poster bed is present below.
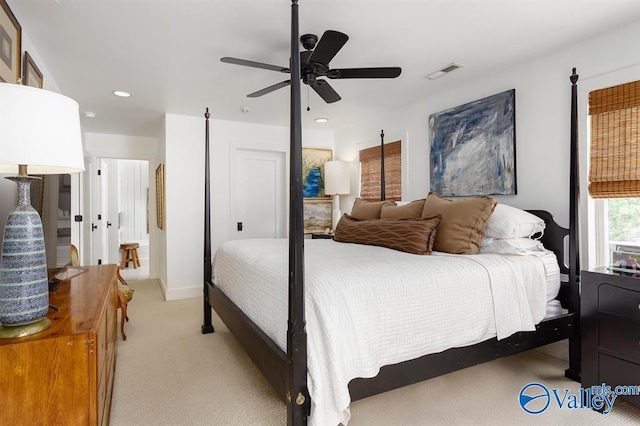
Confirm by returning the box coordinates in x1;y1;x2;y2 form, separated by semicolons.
202;2;581;425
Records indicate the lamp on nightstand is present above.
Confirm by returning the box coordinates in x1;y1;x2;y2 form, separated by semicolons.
0;83;84;338
324;160;350;229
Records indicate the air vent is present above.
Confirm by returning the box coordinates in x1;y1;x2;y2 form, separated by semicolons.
424;62;465;80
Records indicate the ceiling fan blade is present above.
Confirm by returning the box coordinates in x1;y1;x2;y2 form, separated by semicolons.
247;80;291;98
328;67;402;79
308;30;348;65
221;57;290;73
311;80;341;103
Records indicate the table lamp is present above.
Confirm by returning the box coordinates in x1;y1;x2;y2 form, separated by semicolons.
0;83;84;338
324;160;350;229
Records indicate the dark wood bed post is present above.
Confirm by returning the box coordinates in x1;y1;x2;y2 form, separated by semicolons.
202;108;214;334
565;68;581;381
380;129;386;201
287;1;310;424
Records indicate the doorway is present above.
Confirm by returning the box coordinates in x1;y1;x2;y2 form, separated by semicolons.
230;145;287;240
92;158;150;280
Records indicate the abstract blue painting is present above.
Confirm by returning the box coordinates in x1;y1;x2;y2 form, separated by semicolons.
429;89;516;196
302;148;332;199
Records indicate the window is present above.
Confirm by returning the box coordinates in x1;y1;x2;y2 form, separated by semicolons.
588;79;640;267
605;198;640;269
588;80;639;198
359;140;401;201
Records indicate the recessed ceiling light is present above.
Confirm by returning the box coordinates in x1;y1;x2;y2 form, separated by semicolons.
113;90;131;98
240;106;250;113
314;118;328;123
85;111;96;118
424;62;465;80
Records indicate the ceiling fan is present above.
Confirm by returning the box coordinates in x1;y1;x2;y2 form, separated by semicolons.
221;30;401;103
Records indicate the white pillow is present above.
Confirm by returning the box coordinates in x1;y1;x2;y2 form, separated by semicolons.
480;237;547;255
484;204;545;239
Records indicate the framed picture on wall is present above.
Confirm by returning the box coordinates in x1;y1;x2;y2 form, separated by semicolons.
302;148;332;199
22;51;43;88
0;0;21;84
429;89;516;196
303;199;332;233
155;163;165;230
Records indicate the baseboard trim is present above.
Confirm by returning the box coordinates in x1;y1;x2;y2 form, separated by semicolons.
164;284;201;301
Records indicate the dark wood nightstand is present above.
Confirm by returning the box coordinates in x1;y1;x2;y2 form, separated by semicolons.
581;267;640;408
311;232;334;240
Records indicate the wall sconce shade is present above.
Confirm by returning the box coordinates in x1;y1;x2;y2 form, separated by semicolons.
324;160;350;195
0;83;84;337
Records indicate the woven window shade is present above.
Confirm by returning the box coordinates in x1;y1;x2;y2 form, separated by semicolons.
588;80;640;198
359;140;401;201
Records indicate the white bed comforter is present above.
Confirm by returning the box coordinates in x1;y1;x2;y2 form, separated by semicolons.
212;239;553;426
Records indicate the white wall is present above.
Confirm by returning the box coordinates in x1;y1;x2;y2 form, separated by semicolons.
161;113;335;300
336;21;640;262
118;159;150;243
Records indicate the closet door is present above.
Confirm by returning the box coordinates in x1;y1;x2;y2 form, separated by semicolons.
230;145;286;240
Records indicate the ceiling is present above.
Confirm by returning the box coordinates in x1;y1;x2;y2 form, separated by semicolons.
8;0;640;138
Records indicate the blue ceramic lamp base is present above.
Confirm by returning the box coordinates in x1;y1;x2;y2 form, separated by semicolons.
0;175;51;338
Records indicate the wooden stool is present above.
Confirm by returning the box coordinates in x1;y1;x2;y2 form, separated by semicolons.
120;243;140;269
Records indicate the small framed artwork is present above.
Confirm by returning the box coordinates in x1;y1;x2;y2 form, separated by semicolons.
0;0;21;84
303;200;332;233
155;163;165;230
22;51;43;88
302;148;333;199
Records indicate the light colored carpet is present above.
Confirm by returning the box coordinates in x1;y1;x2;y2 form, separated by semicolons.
111;279;640;425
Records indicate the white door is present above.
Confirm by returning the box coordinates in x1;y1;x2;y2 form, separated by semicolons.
80;158;93;265
106;160;120;263
90;158;109;265
231;146;286;240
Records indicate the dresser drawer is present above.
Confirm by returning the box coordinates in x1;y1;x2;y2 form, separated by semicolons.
599;354;640;406
599;283;640;322
599;316;640;362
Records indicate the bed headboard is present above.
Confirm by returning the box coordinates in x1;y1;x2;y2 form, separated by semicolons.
526;209;569;276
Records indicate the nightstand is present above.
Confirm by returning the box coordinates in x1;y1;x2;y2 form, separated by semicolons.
581;268;640;408
311;232;334;239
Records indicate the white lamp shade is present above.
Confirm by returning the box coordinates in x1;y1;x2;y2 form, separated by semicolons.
0;83;84;174
324;160;350;195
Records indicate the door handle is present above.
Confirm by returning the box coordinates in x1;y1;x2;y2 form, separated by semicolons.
107;221;112;228
91;223;98;231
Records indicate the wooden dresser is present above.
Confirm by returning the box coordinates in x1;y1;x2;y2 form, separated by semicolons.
581;268;640;408
0;264;119;425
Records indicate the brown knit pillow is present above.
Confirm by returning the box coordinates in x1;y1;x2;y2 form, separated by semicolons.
334;214;442;255
421;192;496;254
350;198;396;219
380;199;426;219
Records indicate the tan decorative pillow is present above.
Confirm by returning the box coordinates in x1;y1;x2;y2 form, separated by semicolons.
350;198;396;220
421;192;496;254
380;199;426;219
334;214;442;255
